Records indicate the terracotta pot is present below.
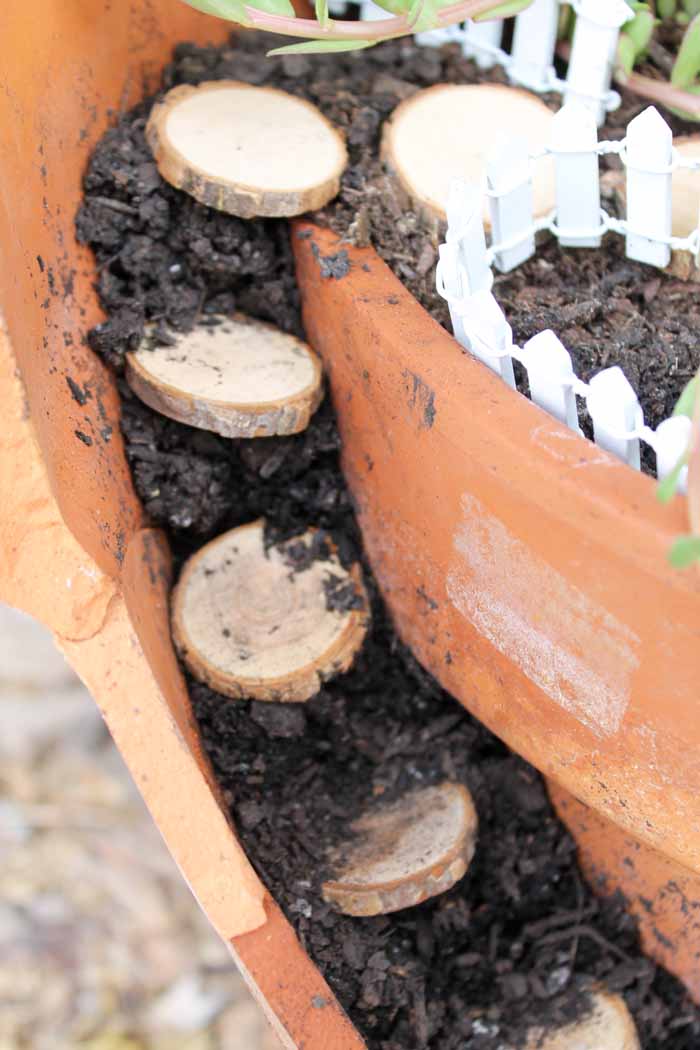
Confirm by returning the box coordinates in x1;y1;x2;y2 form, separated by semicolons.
0;5;364;1048
2;0;700;1037
293;223;700;1000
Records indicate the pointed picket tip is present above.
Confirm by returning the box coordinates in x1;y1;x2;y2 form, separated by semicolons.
551;100;598;149
627;105;673;147
523;330;575;380
576;0;633;30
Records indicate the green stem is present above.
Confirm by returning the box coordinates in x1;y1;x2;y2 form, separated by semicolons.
243;0;521;39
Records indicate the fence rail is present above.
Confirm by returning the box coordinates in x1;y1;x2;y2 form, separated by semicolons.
436;102;700;493
335;0;634;127
326;0;700;491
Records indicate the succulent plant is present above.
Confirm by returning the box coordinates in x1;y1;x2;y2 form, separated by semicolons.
180;0;532;54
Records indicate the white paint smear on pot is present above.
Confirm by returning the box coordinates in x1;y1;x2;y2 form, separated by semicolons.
446;494;639;737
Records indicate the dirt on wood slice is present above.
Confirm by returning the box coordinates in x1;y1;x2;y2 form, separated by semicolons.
171;521;369;703
126;314;323;438
520;990;640;1050
380;83;555;229
146;81;347;218
322;782;477;917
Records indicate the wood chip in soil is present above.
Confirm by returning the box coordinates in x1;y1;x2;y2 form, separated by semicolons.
126;313;323;438
146;80;347;218
172;520;369;702
323;782;477;916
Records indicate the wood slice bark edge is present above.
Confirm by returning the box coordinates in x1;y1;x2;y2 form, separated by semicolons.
171;521;370;703
146;81;348;219
126;314;324;439
322;782;478;917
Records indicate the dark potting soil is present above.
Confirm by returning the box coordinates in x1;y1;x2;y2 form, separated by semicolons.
75;33;700;1050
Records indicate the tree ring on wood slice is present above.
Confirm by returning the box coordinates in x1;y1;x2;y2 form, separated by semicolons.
125;314;324;438
322;782;477;916
146;81;347;218
171;521;369;703
381;84;555;229
518;990;640;1050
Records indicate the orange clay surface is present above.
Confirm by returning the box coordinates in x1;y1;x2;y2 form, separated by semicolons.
293;223;700;996
0;5;365;1048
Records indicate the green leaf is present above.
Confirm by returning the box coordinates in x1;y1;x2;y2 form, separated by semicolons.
673;375;699;419
657;452;689;503
268;38;376;54
672;14;700;87
668;534;700;568
473;0;533;21
657;0;678;16
617;7;656;76
315;0;330;27
406;0;442;33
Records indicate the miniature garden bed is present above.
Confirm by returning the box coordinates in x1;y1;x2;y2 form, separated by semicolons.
73;29;700;1050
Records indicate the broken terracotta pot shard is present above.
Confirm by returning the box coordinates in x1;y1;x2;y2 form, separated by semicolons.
126;313;324;438
146;81;348;218
380;83;556;228
322;781;477;917
171;520;369;703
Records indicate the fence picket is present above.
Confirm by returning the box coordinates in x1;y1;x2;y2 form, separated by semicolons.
521;331;581;432
586;367;643;469
455;290;516;387
509;0;559;93
551;101;601;248
487;138;535;272
438;242;471;351
446;179;492;295
564;0;632;126
654;416;692;494
625;106;673;269
461;17;504;69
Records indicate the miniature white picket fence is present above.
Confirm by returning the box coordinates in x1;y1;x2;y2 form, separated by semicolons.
332;0;633;127
435;101;700;491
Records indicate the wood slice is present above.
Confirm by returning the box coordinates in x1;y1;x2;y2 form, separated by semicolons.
146;81;347;218
670;137;700;238
322;782;477;917
171;521;369;703
381;84;556;229
521;991;640;1050
126;314;323;439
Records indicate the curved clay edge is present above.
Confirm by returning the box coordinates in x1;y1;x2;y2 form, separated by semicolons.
125;314;324;438
146;81;348;219
171;520;371;703
380;82;553;231
322;784;478;917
